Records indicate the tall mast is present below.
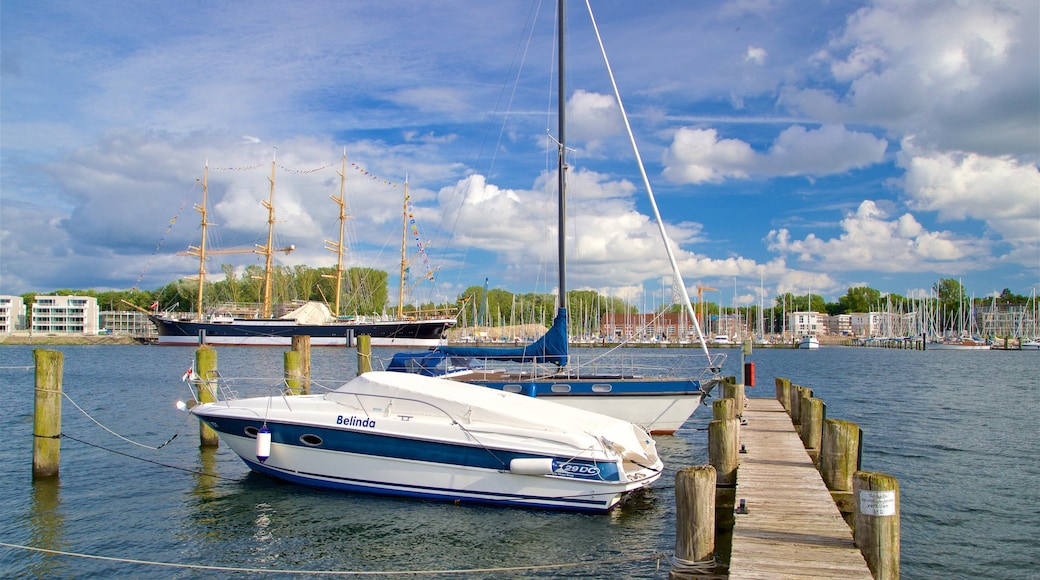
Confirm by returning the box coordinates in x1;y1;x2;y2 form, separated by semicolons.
260;152;277;317
325;150;349;317
191;163;210;319
398;177;409;319
556;0;567;313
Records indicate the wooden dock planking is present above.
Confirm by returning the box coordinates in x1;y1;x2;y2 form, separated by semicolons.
728;398;873;579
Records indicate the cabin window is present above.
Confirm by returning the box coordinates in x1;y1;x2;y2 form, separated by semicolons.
550;384;571;393
503;384;523;394
300;434;323;446
591;384;612;393
244;426;259;437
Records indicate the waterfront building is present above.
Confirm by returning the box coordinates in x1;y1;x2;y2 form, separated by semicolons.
31;295;100;335
0;295;27;333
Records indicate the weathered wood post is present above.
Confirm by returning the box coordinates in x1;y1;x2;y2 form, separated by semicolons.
722;381;744;415
670;465;717;580
33;349;63;479
291;335;311;394
854;471;900;579
357;334;372;375
284;350;304;396
708;418;739;488
195;346;219;447
775;377;791;413
821;419;862;519
799;397;825;463
712;398;736;421
792;386;813;434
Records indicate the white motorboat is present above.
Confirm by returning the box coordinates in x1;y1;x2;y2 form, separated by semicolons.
186;371;663;512
797;335;820;349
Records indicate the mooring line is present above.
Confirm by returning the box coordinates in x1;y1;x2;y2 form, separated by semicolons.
59;432;237;481
0;541;666;575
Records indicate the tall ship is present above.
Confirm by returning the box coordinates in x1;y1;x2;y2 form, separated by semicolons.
149;153;456;347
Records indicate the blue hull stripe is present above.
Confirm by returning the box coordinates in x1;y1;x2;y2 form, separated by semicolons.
199;415;622;480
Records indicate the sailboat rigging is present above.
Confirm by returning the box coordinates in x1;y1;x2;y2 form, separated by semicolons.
148;151;456;347
387;0;723;434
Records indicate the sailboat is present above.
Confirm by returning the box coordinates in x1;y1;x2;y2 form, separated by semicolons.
387;0;723;434
148;153;456;347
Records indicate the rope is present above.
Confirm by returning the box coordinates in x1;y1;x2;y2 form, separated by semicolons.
669;553;718;575
58;390;183;450
0;541;665;575
58;432;237;481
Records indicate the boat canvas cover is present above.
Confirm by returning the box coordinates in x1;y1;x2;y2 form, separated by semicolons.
329;370;653;464
281;301;334;324
392;310;568;371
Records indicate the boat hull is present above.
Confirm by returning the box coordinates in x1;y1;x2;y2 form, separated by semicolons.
151;315;454;347
189;372;662;512
447;375;715;434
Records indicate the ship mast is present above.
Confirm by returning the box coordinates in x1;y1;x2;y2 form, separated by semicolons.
259;154;278;317
398;177;409;319
190;163;211;320
324;150;349;318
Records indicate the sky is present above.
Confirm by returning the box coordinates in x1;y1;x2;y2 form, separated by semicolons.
2;0;1038;312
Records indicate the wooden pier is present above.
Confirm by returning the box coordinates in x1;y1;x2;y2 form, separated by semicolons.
728;397;873;579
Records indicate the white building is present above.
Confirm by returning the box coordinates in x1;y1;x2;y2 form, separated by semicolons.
788;311;822;336
850;312;882;337
31;295;100;335
0;295;27;333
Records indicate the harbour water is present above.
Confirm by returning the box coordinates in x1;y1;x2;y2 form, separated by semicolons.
0;344;1036;578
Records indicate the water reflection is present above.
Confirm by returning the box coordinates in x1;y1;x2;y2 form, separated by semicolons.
27;478;65;578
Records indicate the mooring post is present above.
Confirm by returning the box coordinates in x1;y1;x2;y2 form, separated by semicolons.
775;376;791;413
792;386;813;434
854;471;900;579
291;335;311;394
195;346;219;447
799;397;826;463
722;381;744;415
32;349;63;479
821;418;862;518
708;418;739;488
670;465;717;580
284;350;304;396
357;334;372;375
712;397;736;421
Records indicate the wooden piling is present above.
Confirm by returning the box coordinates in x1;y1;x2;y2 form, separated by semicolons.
821;419;862;518
32;349;63;479
722;381;744;414
284;350;304;396
291;335;311;393
671;465;717;579
799;397;825;463
195;346;219;447
775;377;791;413
708;418;739;488
854;471;900;579
712;398;736;421
792;386;813;433
357;334;372;374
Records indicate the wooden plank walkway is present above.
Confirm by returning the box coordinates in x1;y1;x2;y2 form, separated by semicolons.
728;397;873;579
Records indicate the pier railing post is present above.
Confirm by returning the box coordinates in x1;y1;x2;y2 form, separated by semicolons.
284;350;304;396
821;419;862;518
670;465;717;579
775;377;791;413
291;335;311;393
195;346;219;448
854;471;900;579
722;381;744;416
800;397;826;463
32;349;63;479
357;334;372;374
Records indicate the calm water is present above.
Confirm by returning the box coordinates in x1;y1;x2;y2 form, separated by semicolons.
0;344;1036;578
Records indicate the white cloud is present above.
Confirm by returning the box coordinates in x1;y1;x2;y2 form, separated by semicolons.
663;124;887;184
781;0;1039;156
745;46;767;65
766;199;991;273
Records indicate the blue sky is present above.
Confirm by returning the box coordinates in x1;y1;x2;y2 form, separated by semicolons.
2;0;1037;311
